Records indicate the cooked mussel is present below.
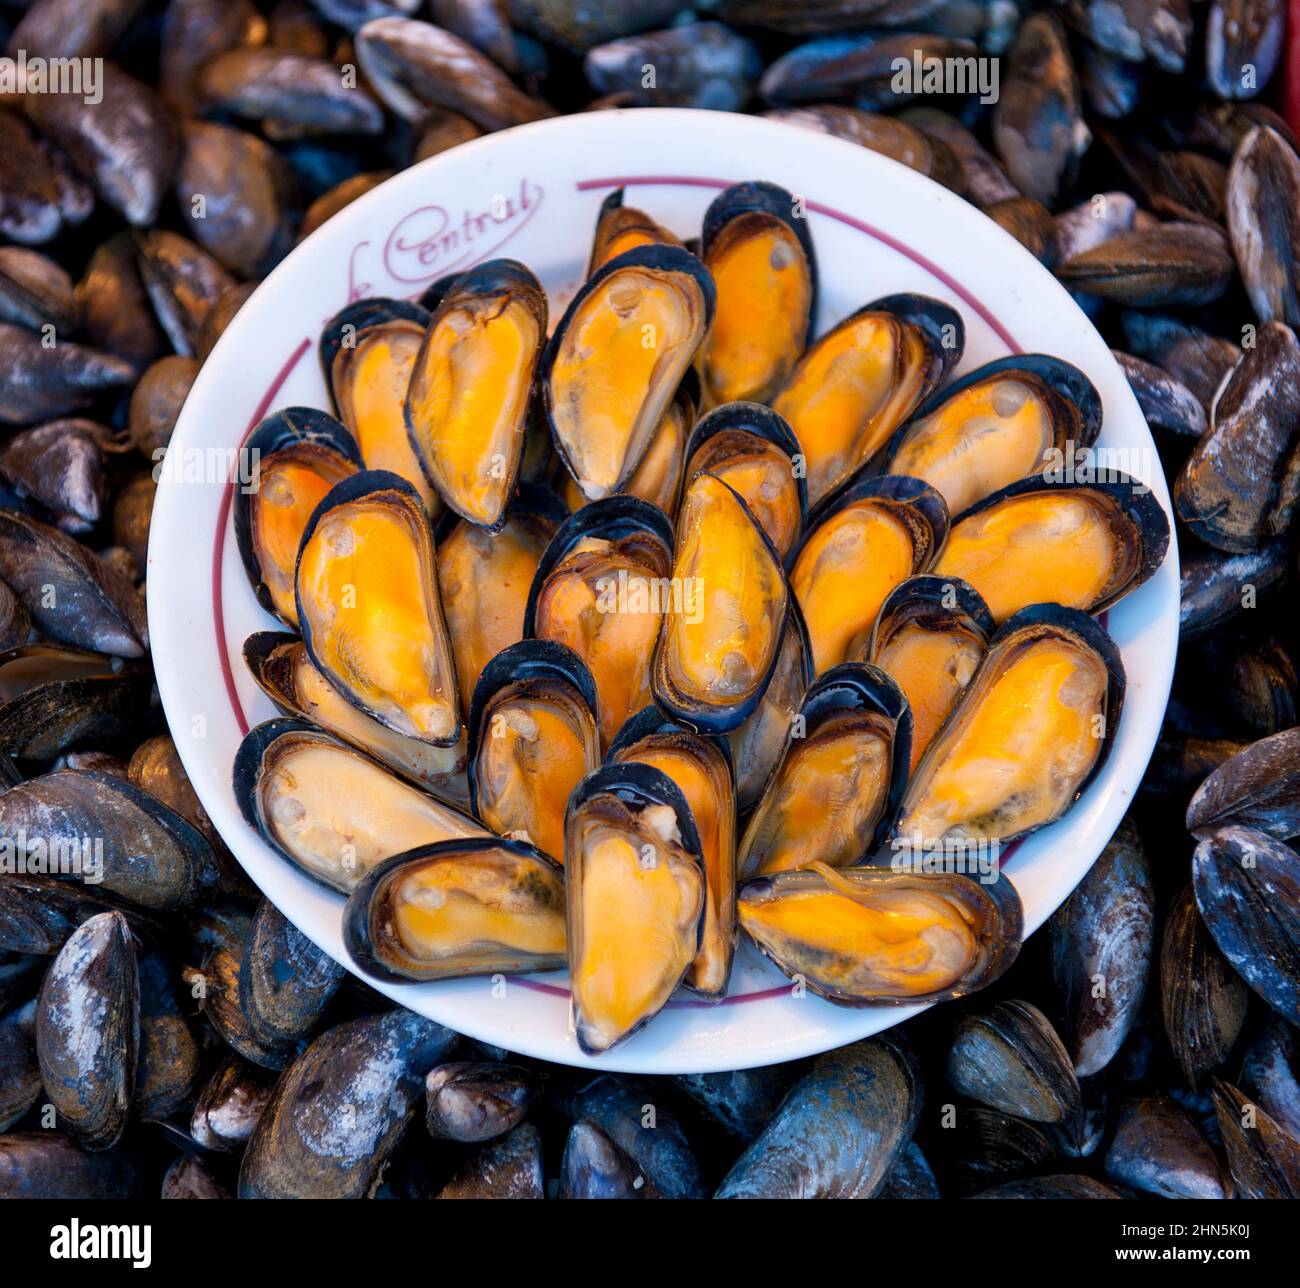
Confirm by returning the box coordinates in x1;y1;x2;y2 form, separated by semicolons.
234;410;361;629
343;837;566;982
728;597;815;812
405;260;547;528
791;475;948;676
296;471;460;746
652;471;788;732
566;764;705;1054
608;707;738;999
932;473;1169;624
543;244;715;501
773;293;962;505
525;496;675;748
894;605;1124;852
468;640;600;863
327;302;440;515
680;401;807;561
865;575;995;773
243;631;470;805
438;483;567;712
698;181;815;407
233;719;484;893
738;858;1022;1005
880;354;1103;518
587;187;684;276
738;663;911;878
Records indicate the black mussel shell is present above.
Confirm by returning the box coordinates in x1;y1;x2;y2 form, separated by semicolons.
318;296;430;395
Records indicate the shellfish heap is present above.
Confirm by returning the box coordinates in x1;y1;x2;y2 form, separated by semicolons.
232;180;1170;1056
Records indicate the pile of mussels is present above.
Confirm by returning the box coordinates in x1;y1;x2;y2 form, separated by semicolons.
0;0;1298;1201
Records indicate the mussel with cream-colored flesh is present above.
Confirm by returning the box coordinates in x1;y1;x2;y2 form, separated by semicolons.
468;640;600;864
728;599;815;812
543;244;715;502
233;719;484;893
865;576;995;774
438;484;567;713
699;181;815;408
296;471;460;746
680;402;807;561
738;664;911;878
342;838;566;983
653;471;788;733
881;354;1101;519
587;187;684;276
773;293;962;505
328;306;440;515
566;764;706;1054
894;605;1124;852
234;408;360;629
738;859;1023;1006
243;632;469;806
609;707;737;999
405;260;547;528
525;497;675;749
932;474;1169;625
791;475;948;676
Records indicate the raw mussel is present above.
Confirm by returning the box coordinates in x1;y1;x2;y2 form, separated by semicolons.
880;353;1102;518
233;718;483;893
586;187;684;276
542;244;715;501
791;474;948;675
234;408;361;628
405;260;547;528
932;473;1169;624
565;764;705;1054
773;293;962;504
343;837;566;983
698;180;815;407
296;471;460;746
467;640;600;864
738;858;1022;1005
608;706;738;999
894;604;1124;852
738;663;910;877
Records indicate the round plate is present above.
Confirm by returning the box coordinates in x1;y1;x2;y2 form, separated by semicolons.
149;108;1178;1074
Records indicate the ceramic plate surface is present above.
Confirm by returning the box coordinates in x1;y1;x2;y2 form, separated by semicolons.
150;108;1178;1073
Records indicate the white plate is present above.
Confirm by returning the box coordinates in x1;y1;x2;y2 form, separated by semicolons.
149;108;1179;1074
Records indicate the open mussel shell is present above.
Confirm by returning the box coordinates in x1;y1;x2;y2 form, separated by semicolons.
542;243;715;502
728;596;815;812
739;858;1022;1007
438;483;568;712
524;495;675;749
587;187;684;276
699;180;815;407
894;604;1125;852
233;407;360;629
565;763;706;1054
652;471;788;733
865;575;995;775
738;662;911;878
608;706;738;1000
467;639;600;864
296;470;461;746
233;718;484;893
773;292;963;506
879;353;1102;519
680;401;808;562
319;296;429;395
1192;824;1300;1026
342;837;566;983
243;631;469;805
791;474;949;676
405;259;547;528
933;472;1170;625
